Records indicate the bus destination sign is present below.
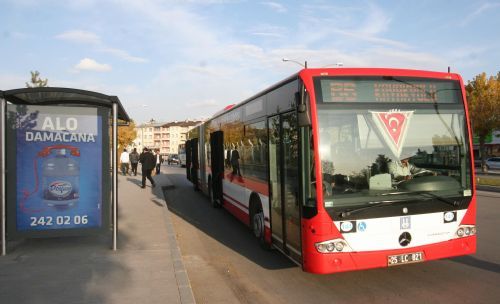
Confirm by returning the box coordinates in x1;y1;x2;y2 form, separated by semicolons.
318;77;460;104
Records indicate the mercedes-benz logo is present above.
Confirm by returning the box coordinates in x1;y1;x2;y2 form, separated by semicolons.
399;232;412;247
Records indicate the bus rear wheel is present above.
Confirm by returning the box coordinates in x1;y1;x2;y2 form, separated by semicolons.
209;177;221;208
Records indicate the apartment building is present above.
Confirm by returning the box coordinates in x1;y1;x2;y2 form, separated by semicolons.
132;119;202;155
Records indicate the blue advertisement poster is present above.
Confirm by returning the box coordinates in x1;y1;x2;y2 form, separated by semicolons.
13;106;103;232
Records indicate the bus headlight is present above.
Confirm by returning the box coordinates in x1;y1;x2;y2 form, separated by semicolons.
334;242;344;252
315;239;352;253
455;225;476;238
326;243;335;252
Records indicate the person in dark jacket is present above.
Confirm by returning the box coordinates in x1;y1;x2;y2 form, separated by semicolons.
129;148;140;176
139;147;156;188
154;149;164;175
231;149;241;176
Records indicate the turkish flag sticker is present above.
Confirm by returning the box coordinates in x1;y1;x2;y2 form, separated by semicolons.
371;110;414;158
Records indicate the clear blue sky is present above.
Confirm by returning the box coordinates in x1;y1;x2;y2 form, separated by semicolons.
1;0;499;123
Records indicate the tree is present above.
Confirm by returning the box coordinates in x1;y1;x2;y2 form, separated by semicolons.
466;72;500;171
26;70;48;88
118;120;137;150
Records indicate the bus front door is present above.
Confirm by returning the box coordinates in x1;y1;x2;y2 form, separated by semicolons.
268;112;301;263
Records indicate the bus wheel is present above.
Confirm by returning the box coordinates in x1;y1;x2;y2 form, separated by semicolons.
253;211;264;239
213;198;222;208
251;203;270;249
208;177;214;205
209;177;221;208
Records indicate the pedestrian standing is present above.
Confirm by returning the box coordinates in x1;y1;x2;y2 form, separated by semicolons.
120;149;130;175
129;148;139;176
155;149;163;175
139;147;156;188
231;149;241;176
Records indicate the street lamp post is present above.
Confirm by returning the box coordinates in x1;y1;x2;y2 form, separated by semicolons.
282;58;308;68
282;59;345;69
322;62;344;67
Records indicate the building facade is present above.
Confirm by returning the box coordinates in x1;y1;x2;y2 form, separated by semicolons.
131;119;202;155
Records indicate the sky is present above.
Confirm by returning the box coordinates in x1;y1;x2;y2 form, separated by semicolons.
1;0;499;124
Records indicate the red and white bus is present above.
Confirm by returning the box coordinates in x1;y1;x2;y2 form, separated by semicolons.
185;68;476;274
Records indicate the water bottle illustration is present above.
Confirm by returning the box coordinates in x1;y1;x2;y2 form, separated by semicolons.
40;146;80;207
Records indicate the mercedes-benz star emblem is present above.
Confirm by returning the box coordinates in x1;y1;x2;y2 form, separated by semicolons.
399;232;412;247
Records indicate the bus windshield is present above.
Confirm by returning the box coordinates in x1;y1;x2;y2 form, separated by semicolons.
315;78;472;211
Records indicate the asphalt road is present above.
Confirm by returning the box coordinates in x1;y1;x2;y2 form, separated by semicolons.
163;165;500;304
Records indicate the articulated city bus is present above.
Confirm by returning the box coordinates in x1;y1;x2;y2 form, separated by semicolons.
185;68;476;274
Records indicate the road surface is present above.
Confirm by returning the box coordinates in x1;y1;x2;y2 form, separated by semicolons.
163;165;500;304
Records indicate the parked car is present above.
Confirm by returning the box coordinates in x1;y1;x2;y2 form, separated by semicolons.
167;154;180;165
485;157;500;170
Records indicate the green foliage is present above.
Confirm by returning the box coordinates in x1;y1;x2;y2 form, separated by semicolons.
466;72;500;169
26;70;48;88
118;120;137;150
466;72;500;136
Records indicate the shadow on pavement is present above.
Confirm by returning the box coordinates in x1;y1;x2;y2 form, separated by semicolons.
125;176;143;187
449;255;500;274
155;172;296;271
0;173;169;304
0;231;133;304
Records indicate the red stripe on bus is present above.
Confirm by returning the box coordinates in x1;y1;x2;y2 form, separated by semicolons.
223;198;250;226
223;193;249;211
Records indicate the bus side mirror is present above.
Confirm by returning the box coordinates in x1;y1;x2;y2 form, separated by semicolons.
296;91;311;127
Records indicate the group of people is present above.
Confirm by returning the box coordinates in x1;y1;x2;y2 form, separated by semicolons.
120;148;140;176
120;148;164;188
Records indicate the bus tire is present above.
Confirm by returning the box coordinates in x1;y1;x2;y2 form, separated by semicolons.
209;176;222;208
250;196;270;250
208;176;214;205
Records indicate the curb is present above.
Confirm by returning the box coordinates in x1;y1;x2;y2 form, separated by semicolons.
160;184;196;304
477;185;500;193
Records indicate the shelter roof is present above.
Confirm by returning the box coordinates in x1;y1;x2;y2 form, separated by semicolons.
1;87;130;121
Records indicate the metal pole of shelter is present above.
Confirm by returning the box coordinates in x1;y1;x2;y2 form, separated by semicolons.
112;102;118;251
1;98;6;256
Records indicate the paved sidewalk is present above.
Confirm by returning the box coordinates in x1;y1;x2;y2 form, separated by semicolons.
0;166;194;304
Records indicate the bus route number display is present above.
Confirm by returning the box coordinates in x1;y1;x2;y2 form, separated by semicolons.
320;77;460;104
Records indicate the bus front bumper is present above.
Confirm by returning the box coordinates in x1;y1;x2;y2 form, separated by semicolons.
302;236;476;274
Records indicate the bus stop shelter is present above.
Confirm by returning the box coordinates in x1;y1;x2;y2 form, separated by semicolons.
0;87;130;255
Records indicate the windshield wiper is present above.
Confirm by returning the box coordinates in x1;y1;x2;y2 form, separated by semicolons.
416;191;461;207
381;190;461;207
338;199;406;218
338;191;461;219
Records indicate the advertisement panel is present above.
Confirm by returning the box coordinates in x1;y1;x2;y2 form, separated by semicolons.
6;105;109;238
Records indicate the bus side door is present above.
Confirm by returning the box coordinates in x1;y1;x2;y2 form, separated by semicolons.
268;111;301;262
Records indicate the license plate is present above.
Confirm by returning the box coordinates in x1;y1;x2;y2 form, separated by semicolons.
388;251;424;266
